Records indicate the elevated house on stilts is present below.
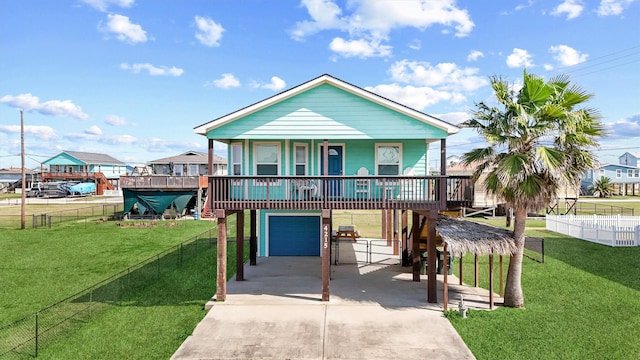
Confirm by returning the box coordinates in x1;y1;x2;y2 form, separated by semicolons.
194;74;511;308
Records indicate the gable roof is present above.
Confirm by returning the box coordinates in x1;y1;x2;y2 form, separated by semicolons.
619;152;640;159
147;151;226;165
194;74;460;137
43;150;124;165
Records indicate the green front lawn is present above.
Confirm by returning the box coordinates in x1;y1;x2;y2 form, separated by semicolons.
450;229;640;359
1;220;218;324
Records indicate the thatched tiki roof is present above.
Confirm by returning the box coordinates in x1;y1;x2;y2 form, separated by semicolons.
436;216;517;258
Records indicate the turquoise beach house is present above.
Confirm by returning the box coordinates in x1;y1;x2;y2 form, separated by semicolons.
194;74;473;301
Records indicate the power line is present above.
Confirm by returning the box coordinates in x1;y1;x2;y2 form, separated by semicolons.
546;46;640;78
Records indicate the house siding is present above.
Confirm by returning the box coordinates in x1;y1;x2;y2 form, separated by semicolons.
208;84;448;140
233;139;431;177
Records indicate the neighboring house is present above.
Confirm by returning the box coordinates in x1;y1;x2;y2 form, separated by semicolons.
582;163;640;195
0;167;37;191
41;150;129;194
446;155;461;167
618;152;640;167
193;74;473;302
147;150;227;176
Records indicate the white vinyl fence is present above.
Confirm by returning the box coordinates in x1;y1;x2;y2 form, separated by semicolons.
546;215;640;247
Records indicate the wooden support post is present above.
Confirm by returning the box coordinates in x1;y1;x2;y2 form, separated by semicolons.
249;210;257;266
499;255;503;297
459;253;463;285
412;211;421;281
386;209;393;247
208;139;214;174
402;210;408;248
321;210;332;302
474;254;479;287
216;210;227;301
489;253;494;310
427;210;438;303
236;211;244;281
401;210;408;265
381;210;387;242
443;242;448;311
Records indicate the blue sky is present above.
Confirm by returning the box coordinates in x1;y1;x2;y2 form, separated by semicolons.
1;0;638;170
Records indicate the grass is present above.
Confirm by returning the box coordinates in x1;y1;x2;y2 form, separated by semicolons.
5;207;640;358
449;229;640;359
0;219;218;324
39;241;246;359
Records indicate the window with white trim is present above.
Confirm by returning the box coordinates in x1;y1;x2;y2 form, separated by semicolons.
231;143;242;176
628;169;633;177
616;169;622;178
599;169;605;176
254;143;280;176
375;144;401;176
294;144;308;175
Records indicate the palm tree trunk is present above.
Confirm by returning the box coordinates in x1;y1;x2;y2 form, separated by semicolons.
503;206;527;308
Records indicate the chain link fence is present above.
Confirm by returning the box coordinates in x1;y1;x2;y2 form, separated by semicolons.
0;226;218;359
0;204;123;230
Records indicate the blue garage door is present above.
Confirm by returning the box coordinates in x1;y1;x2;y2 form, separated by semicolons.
269;216;320;256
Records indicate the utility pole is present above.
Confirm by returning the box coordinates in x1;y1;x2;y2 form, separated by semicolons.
20;110;26;229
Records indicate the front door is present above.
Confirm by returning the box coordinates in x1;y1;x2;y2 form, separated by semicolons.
320;145;343;197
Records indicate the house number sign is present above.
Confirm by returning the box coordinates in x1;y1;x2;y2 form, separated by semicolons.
323;224;329;249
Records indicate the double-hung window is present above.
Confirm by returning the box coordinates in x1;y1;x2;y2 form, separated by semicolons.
294;144;308;176
231;143;242;176
254;143;280;183
375;144;401;176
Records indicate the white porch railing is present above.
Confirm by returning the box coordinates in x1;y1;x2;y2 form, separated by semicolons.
546;215;640;247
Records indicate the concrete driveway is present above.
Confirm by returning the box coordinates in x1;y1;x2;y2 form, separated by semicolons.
172;241;498;359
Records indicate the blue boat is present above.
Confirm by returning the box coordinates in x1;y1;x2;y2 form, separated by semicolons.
68;182;96;196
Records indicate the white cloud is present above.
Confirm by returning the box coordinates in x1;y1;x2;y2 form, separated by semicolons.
329;37;392;58
389;60;488;92
85;125;102;135
146;137;203;153
0;93;89;120
290;0;345;41
101;14;147;44
194;16;224;47
598;0;638;16
544;63;555;71
254;76;287;91
120;63;184;76
104;114;128;126
467;50;484;62
366;83;466;111
551;0;584;20
291;0;474;58
549;45;588;66
101;134;137;144
506;48;534;68
408;39;421;50
433;112;471;125
80;0;134;12
0;125;57;140
64;132;97;141
607;114;640;137
206;73;241;89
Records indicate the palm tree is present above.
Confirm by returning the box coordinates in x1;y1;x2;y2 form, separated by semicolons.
588;176;615;198
461;71;604;308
